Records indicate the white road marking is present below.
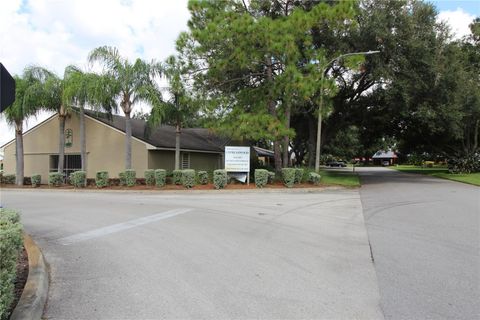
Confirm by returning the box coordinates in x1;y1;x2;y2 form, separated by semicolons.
58;208;192;245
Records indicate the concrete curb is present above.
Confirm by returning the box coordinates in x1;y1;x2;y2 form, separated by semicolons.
10;234;49;320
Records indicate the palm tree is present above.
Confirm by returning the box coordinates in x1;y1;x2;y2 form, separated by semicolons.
63;66;116;172
88;46;162;169
149;55;197;170
3;73;43;185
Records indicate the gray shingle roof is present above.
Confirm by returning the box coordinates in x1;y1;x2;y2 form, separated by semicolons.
372;150;397;158
85;110;230;153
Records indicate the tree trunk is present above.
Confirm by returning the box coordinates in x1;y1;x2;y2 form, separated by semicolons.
282;104;291;167
80;106;87;173
175;123;181;170
125;111;132;169
307;114;316;168
265;56;282;172
15;122;24;186
58;113;66;175
474;120;479;152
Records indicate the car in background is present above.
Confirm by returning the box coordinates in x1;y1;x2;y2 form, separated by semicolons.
326;160;347;167
382;160;390;166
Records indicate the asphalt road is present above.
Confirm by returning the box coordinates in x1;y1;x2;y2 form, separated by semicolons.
358;167;480;320
1;188;382;319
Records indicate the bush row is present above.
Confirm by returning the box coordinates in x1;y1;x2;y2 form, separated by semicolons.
0;209;23;319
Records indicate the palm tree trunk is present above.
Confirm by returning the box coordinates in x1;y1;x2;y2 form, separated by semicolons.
58;113;66;175
79;106;87;172
265;56;282;173
125;111;132;169
15;122;24;186
175;123;181;170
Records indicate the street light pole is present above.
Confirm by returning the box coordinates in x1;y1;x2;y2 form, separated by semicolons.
314;50;380;172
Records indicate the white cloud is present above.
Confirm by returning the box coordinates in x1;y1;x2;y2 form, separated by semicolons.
0;0;190;147
437;8;476;40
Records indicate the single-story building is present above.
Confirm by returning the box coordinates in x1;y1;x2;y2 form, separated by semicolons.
372;150;398;166
2;110;230;183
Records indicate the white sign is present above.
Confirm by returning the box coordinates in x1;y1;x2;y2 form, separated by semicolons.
225;146;250;172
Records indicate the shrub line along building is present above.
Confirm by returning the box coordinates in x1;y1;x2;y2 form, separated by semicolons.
1;110;231;183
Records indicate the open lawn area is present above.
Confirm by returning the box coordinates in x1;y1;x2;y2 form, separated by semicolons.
319;169;360;187
392;165;480;186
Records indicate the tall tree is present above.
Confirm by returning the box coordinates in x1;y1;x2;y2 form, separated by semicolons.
88;46;162;169
177;0;356;172
3;73;43;185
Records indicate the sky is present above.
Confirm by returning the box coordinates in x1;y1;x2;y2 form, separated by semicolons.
0;0;478;149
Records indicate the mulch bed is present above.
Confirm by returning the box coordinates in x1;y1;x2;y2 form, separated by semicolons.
6;246;29;318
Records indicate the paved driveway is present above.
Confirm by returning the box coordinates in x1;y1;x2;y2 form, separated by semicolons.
2;189;382;319
358;167;480;320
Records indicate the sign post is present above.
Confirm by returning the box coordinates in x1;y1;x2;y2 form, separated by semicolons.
224;146;250;185
0;63;16;113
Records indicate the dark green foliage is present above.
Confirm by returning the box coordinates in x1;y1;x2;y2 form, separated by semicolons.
309;172;321;185
48;172;63;187
124;170;136;187
448;154;480;174
254;169;269;188
154;169;166;187
182;169;196;188
281;168;296;188
119;172;126;186
0;208;23;319
197;171;208;185
268;171;275;184
144;169;155;186
294;168;304;184
70;171;86;188
2;174;15;184
213;169;227;189
95;171;109;188
31;174;41;187
173;170;182;185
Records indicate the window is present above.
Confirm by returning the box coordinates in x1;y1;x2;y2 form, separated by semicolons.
181;153;190;169
50;154;82;178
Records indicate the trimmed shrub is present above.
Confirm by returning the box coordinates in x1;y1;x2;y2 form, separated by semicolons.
3;174;15;184
31;174;41;187
182;169;196;189
119;172;126;186
309;172;321;185
48;172;63;187
23;177;32;185
70;171;86;188
154;169;166;187
172;170;182;185
96;171;109;188
281;168;296;188
144;169;155;186
254;169;269;188
294;168;304;184
0;208;23;319
267;171;275;184
197;171;208;185
213;169;227;189
124;169;136;187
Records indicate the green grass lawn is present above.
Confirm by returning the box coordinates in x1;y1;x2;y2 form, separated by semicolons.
392;165;480;186
319;169;360;187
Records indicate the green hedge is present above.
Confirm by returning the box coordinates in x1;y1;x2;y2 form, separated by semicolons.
96;171;109;188
309;172;321;185
172;170;182;185
268;171;275;184
154;169;166;187
0;208;23;319
213;169;227;189
124;170;136;187
70;171;86;188
182;169;196;189
281;168;296;188
254;169;269;188
2;174;15;185
144;170;155;186
197;171;208;185
119;172;126;186
294;168;304;184
48;172;63;187
31;174;41;187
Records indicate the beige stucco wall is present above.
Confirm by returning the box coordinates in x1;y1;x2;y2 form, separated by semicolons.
190;152;223;171
147;150;223;172
2;113;149;183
